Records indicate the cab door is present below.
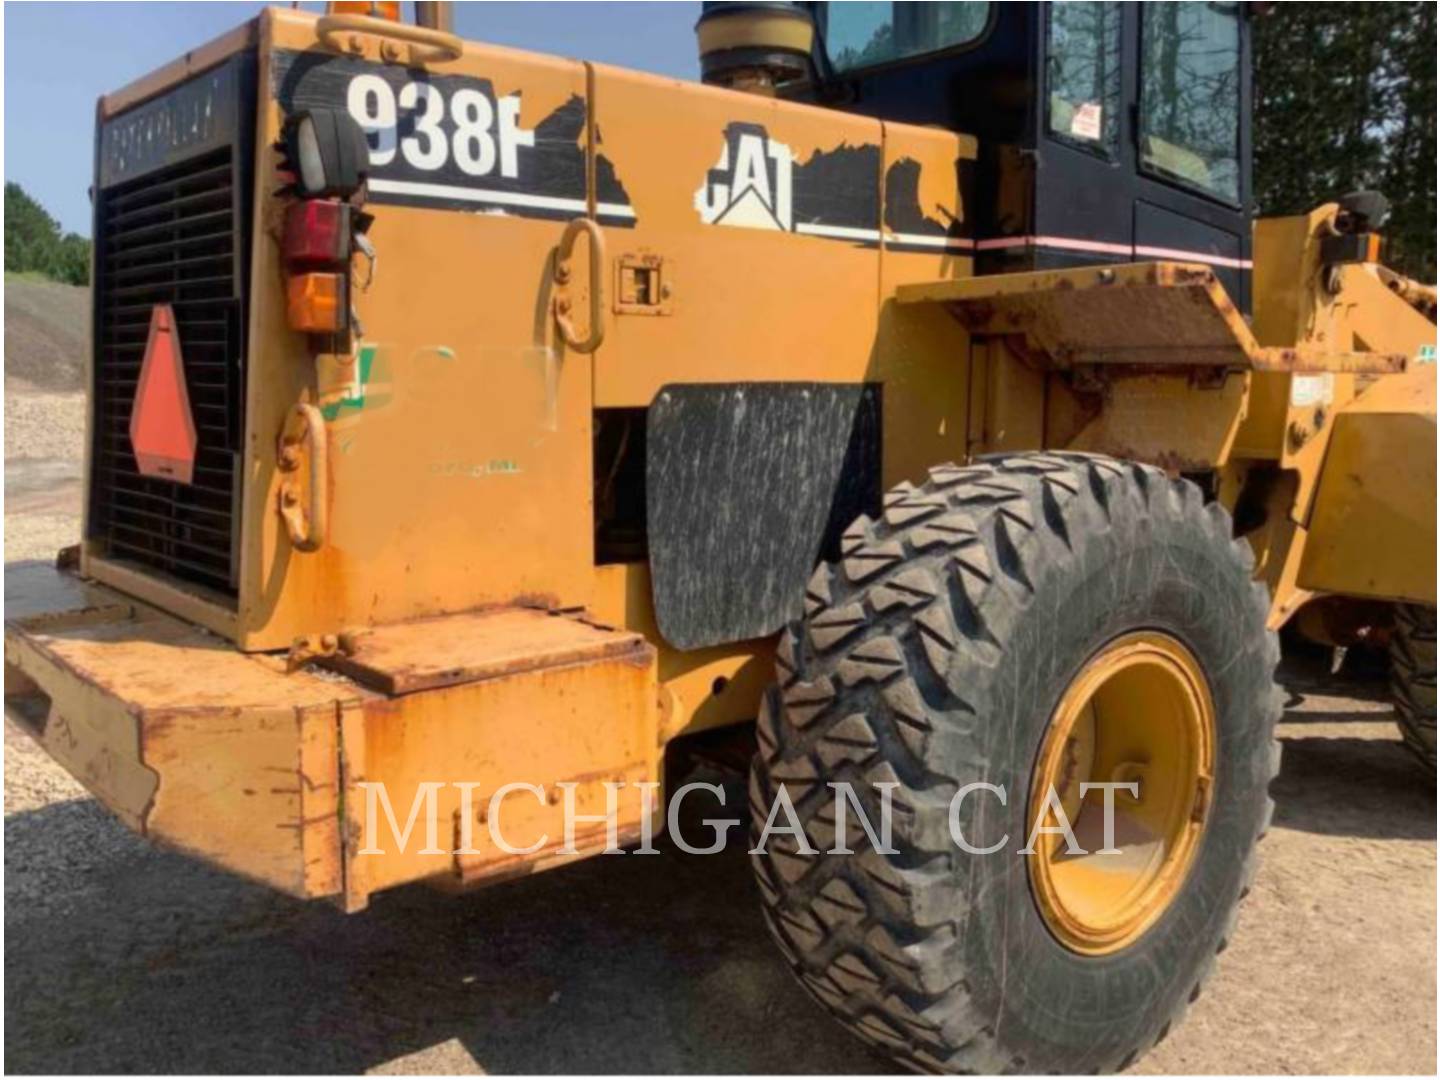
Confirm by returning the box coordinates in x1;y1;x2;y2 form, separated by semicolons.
1036;1;1133;266
1036;2;1251;308
1132;1;1251;309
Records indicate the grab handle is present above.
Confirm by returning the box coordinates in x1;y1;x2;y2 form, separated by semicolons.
277;404;328;554
316;13;464;65
553;217;606;354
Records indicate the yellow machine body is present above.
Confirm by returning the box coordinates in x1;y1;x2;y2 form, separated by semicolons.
4;8;1436;909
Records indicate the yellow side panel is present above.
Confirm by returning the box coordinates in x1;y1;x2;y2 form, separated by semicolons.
588;65;975;486
589;66;885;405
877;123;976;482
243;14;597;649
1299;366;1437;605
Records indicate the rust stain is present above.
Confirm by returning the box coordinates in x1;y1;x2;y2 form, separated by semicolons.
330;606;654;696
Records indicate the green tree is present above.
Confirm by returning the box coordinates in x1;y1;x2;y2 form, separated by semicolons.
4;181;91;286
1254;3;1437;280
52;232;92;287
1381;2;1437;280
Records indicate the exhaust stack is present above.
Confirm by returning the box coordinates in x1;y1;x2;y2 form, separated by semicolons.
696;2;814;95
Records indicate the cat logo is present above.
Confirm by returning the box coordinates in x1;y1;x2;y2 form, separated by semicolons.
690;120;970;254
694;123;795;232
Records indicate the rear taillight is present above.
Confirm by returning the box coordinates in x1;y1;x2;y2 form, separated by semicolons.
277;107;373;337
284;199;351;266
282;200;358;333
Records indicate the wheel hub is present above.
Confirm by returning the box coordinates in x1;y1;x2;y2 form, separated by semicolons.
1028;632;1216;955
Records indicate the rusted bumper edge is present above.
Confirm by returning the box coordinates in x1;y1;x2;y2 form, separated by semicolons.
4;563;354;903
4;563;662;912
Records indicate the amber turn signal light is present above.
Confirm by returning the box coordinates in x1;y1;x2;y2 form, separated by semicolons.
287;272;348;333
327;1;400;20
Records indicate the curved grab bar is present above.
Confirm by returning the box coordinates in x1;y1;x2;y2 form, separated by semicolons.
553;217;606;354
277;403;329;554
316;13;464;65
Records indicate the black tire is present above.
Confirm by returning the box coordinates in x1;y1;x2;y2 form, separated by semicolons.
749;452;1282;1074
1391;604;1437;772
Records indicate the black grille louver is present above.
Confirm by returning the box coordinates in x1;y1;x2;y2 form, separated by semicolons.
89;58;253;600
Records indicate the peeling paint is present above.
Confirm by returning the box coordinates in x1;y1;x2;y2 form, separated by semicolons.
429;460;524;478
321;344;392;423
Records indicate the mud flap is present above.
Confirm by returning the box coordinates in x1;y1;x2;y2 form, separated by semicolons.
646;382;881;651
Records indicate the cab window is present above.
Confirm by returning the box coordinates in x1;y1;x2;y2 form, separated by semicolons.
1046;2;1123;155
825;2;991;74
1140;2;1242;202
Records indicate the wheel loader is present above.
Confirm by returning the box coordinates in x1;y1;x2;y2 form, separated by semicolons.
4;1;1436;1072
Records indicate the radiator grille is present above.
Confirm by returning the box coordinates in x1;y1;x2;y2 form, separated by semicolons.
90;146;247;597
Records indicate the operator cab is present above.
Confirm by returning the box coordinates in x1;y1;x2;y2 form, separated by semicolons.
803;1;1253;312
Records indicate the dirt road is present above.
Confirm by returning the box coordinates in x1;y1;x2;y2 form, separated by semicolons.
4;387;1436;1074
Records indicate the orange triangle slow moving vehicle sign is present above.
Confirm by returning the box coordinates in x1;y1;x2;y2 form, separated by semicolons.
129;304;198;485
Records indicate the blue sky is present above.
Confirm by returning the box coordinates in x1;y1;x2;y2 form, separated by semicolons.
3;2;701;236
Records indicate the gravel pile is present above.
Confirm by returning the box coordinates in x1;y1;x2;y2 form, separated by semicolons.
4;277;88;392
5;389;85;462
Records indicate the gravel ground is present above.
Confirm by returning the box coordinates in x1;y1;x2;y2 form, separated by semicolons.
4;389;85;566
5;390;86;463
4;387;1436;1074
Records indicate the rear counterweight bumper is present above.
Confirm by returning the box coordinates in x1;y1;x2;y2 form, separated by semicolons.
5;564;660;911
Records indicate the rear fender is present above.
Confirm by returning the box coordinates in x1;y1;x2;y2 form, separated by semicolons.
1298;366;1437;606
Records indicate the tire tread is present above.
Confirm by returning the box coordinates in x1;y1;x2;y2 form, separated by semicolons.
750;452;1282;1073
1391;604;1437;772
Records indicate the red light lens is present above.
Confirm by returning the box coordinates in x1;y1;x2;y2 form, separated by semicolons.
284;199;349;266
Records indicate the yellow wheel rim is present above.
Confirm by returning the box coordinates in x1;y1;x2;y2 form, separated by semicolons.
1027;632;1216;956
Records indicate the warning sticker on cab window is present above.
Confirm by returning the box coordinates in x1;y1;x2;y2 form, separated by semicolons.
1290;373;1335;408
1071;102;1102;141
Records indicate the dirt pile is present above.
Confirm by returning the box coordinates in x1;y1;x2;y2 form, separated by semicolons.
4;276;88;392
